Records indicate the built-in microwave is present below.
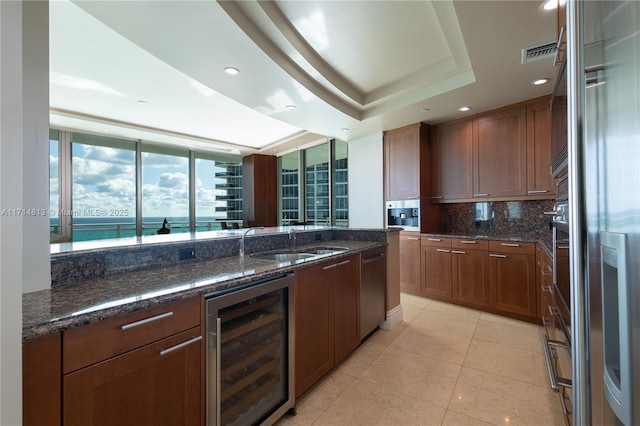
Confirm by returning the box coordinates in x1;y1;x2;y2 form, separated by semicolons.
386;200;420;231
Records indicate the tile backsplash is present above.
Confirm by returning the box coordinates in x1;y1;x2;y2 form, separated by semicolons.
443;200;554;239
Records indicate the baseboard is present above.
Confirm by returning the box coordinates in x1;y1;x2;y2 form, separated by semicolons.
380;304;403;330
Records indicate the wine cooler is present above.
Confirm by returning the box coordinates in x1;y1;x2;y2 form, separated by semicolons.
205;274;294;426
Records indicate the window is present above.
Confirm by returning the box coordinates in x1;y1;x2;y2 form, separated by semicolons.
195;154;243;230
278;139;348;226
141;145;189;235
49;130;60;236
71;133;136;241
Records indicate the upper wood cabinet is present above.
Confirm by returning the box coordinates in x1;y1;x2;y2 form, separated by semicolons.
384;123;424;201
430;120;473;201
473;106;528;198
526;99;555;196
243;154;277;227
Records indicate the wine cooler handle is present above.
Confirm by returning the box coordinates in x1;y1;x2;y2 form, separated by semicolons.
216;318;221;426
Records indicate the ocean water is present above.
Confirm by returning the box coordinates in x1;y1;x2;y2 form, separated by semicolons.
50;217;225;242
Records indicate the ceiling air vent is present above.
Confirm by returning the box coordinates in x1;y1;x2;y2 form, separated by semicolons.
521;41;557;64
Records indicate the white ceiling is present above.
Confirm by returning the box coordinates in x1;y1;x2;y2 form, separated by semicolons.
49;0;558;157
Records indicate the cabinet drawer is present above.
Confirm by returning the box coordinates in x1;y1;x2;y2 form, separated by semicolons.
421;236;451;248
489;240;535;255
451;239;488;251
63;296;201;374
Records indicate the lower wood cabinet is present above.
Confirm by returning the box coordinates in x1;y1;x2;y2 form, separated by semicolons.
421;237;452;299
23;332;61;426
399;232;421;294
451;240;490;308
489;241;537;317
294;253;359;397
62;296;203;426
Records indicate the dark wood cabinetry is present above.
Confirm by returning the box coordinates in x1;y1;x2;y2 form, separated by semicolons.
527;99;555;196
489;241;537;317
294;253;359;397
420;237;452;299
430;120;473;201
451;239;490;308
473;106;528;198
399;231;422;295
243;154;277;227
62;296;203;426
23;333;61;426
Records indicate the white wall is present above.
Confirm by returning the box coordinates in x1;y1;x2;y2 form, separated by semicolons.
1;1;49;423
347;132;384;228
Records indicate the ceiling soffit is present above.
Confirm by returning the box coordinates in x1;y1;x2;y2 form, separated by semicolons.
218;0;476;121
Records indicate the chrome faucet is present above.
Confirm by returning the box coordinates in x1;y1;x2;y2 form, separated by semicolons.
289;227;297;251
240;227;263;257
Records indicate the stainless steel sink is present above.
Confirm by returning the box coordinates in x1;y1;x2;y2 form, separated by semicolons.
298;246;348;255
250;252;316;262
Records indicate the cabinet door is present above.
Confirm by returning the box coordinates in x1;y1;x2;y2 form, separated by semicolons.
527;100;555;196
473;106;527;198
399;232;421;294
452;249;490;308
23;333;61;426
431;120;473;201
294;263;334;397
421;246;452;299
63;327;202;426
489;252;536;317
384;125;420;200
333;255;360;365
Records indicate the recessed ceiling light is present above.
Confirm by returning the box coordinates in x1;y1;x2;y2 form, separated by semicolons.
420;108;430;112
542;0;557;10
532;78;550;85
137;100;148;104
340;128;350;132
224;67;240;76
458;106;471;112
285;105;296;111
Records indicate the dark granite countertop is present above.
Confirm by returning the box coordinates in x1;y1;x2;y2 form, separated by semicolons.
23;239;383;341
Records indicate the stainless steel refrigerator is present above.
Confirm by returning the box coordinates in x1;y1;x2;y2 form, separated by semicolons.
570;1;640;424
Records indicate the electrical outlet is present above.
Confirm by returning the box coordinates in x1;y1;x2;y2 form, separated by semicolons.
179;247;196;260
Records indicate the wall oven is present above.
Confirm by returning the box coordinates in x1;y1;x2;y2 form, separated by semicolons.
543;174;573;422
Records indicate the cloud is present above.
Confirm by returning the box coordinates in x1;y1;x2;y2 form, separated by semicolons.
158;172;188;189
83;145;134;165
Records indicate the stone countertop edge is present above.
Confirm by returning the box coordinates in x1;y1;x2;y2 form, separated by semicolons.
22;240;384;341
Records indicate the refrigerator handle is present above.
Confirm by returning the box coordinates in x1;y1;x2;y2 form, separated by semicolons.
600;231;631;426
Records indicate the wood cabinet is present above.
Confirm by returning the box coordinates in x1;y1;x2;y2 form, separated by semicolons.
420;237;452;299
489;241;537;317
62;296;203;426
451;239;490;308
294;253;359;397
243;154;277;227
430;120;473;201
399;231;422;295
23;333;61;426
384;124;423;201
527;99;555;196
473;106;528;198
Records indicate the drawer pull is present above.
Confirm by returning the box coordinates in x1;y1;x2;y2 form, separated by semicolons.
542;316;552;326
407;237;420;241
501;243;521;247
489;254;507;258
338;260;351;266
528;190;549;194
542;269;553;276
322;263;338;270
460;240;477;244
121;311;174;330
160;335;202;357
427;238;441;242
557;245;570;250
451;250;466;254
542;285;554;293
542;334;572;391
474;193;489;197
560;391;573;416
436;249;450;253
431;196;444;200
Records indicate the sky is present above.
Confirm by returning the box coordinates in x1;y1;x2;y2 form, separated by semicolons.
49;139;229;222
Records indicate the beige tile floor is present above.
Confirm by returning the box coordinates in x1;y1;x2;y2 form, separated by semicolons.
276;293;565;426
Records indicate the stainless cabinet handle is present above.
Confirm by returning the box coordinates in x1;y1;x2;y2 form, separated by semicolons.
542;285;553;293
560;392;573;416
407;237;420;241
548;305;559;316
436;249;450;253
215;318;221;426
501;243;521;247
121;311;174;330
338;260;351;266
557;245;570;250
544;211;560;216
431;196;444;199
460;240;477;244
528;190;549;194
489;254;507;258
451;250;466;254
542;334;572;391
407;196;420;199
160;335;202;356
322;263;338;270
427;238;441;242
542;316;552;326
474;193;489;197
542;269;553;276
